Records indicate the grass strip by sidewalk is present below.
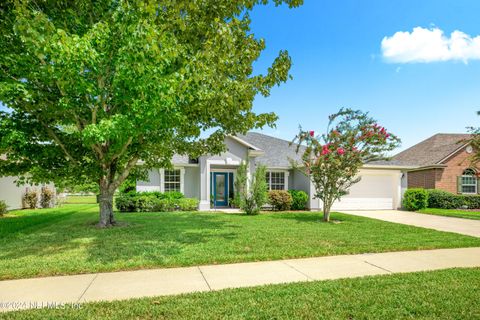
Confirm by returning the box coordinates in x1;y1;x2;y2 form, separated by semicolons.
5;268;480;319
418;208;480;220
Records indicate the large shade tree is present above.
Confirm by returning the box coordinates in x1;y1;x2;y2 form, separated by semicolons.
0;0;302;226
293;108;401;222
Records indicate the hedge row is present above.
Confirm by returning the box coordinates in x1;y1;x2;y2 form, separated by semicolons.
403;188;480;211
116;191;198;212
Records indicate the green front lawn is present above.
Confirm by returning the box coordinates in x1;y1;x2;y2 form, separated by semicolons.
7;268;480;319
418;208;480;220
1;204;480;280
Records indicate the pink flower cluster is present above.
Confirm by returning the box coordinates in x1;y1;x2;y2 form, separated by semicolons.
360;123;390;141
319;144;346;156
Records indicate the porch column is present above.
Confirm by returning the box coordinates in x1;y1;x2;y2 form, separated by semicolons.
159;169;165;193
393;171;403;209
180;168;185;194
199;157;211;210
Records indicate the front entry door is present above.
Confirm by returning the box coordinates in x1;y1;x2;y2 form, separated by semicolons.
212;172;228;207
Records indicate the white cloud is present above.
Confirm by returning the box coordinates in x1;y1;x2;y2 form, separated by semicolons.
381;27;480;63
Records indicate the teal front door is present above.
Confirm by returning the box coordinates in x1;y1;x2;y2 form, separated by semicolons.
212;172;228;207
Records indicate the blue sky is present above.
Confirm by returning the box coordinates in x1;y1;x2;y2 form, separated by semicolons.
249;0;480;151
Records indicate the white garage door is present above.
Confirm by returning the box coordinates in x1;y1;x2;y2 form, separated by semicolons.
331;173;396;210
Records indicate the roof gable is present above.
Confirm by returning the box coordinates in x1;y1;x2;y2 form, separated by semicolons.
391;133;471;167
235;132;305;168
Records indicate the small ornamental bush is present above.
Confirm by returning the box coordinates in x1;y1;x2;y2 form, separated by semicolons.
403;188;428;211
163;191;184;200
22;188;38;209
463;195;480;209
40;186;55;208
288;190;309;210
0;200;7;216
268;190;293;211
235;163;268;215
150;199;176;212
426;189;465;209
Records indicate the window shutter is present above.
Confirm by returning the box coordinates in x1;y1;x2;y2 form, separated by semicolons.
457;176;462;194
477;178;480;194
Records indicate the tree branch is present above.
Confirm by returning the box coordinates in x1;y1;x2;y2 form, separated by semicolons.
109;155;139;193
43;124;78;164
110;137;133;162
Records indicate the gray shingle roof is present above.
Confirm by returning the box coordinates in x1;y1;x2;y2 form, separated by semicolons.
172;154;189;165
389;133;471;167
236;132;305;168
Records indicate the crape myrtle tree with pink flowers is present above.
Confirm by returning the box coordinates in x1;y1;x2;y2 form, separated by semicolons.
293;108;401;222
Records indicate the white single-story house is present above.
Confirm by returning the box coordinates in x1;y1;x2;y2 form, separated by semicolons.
0;177;55;211
0;176;27;210
137;132;411;211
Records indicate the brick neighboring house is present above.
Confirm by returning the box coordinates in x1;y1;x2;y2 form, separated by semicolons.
391;134;478;194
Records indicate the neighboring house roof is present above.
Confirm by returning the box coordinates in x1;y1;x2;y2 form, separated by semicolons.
388;133;471;167
235;132;305;168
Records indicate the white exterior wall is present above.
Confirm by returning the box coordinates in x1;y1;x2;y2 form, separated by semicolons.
0;176;24;210
0;177;55;211
137;167;187;194
183;167;200;199
136;169;161;192
292;169;310;191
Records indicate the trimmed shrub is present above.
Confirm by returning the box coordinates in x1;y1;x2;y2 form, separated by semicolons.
22;188;38;209
462;195;480;209
268;190;293;211
424;189;480;209
177;198;199;211
40;186;55;208
115;191;197;212
403;188;428;211
150;198;176;212
115;194;137;212
426;189;465;209
163;191;184;200
0;200;7;216
288;190;309;210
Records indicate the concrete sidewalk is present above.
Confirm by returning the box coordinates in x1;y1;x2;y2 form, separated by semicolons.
339;210;480;237
1;247;480;312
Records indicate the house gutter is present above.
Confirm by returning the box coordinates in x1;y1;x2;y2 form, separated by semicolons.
404;164;448;172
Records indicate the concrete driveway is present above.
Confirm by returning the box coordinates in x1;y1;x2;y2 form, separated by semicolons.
339;210;480;238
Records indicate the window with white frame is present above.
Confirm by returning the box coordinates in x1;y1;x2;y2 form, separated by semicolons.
461;168;477;194
164;169;181;192
266;171;286;190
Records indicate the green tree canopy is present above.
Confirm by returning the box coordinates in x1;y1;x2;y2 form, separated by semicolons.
0;0;302;226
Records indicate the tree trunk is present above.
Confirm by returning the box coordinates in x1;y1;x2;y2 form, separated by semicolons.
98;182;115;228
323;201;331;222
